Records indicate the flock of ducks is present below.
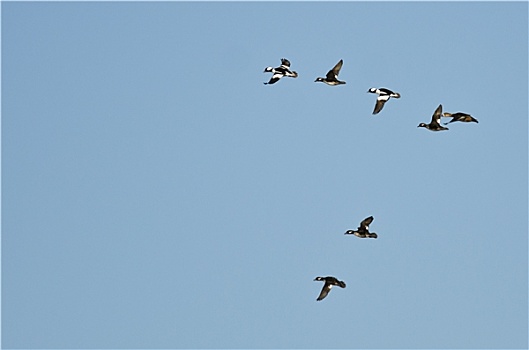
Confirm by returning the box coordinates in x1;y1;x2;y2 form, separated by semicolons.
312;216;379;301
263;58;479;301
264;58;479;129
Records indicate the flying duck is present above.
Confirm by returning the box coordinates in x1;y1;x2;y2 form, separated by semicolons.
368;87;401;114
314;59;346;85
442;112;478;125
263;58;298;85
314;276;346;301
344;216;378;239
418;104;449;131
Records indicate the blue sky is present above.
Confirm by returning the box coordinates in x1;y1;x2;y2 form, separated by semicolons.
2;1;527;349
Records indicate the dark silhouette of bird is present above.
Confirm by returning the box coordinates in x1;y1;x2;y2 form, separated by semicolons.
418;104;449;131
315;59;346;85
344;216;378;239
313;276;346;301
442;112;478;125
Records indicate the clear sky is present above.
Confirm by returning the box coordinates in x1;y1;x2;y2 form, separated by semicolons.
2;1;528;349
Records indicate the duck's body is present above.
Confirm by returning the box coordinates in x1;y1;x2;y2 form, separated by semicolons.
263;58;298;85
418;104;449;131
314;276;346;301
442;112;478;125
368;87;401;114
344;216;378;239
315;59;346;86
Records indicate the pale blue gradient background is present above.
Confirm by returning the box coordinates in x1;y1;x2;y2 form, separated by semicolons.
2;2;527;349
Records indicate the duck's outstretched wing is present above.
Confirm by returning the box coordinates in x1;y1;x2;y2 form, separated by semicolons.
316;282;332;301
264;73;282;85
430;104;443;126
280;58;291;68
326;59;343;80
373;95;389;114
359;216;374;231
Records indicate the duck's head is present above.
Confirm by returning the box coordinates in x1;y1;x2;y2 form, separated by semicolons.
367;87;377;93
314;77;324;83
344;229;354;235
263;67;273;73
417;123;428;128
